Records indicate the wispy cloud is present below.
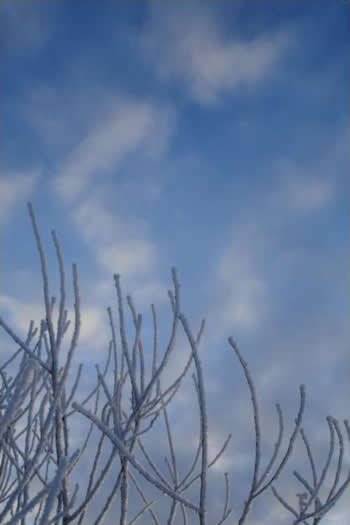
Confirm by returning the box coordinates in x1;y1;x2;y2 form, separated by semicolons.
97;240;155;278
141;3;290;104
72;196;158;280
0;171;40;224
0;295;44;337
274;164;336;213
95;278;169;312
0;294;106;354
52;96;174;202
208;223;267;338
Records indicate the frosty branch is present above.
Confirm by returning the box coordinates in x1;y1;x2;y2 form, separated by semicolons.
0;203;349;525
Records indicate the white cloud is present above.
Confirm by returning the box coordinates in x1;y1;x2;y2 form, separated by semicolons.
278;167;335;213
68;195;169;320
53;97;174;202
73;197;123;244
142;4;289;104
97;240;155;279
257;360;290;398
74;306;107;349
269;138;342;217
0;295;44;337
72;196;158;280
127;281;169;310
215;243;266;332
94;278;169;316
289;177;334;212
198;221;269;355
0;294;106;353
0;171;40;224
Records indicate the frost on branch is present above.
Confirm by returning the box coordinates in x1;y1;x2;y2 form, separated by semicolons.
0;203;349;525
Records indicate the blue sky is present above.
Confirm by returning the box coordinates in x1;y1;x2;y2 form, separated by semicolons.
1;1;349;524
